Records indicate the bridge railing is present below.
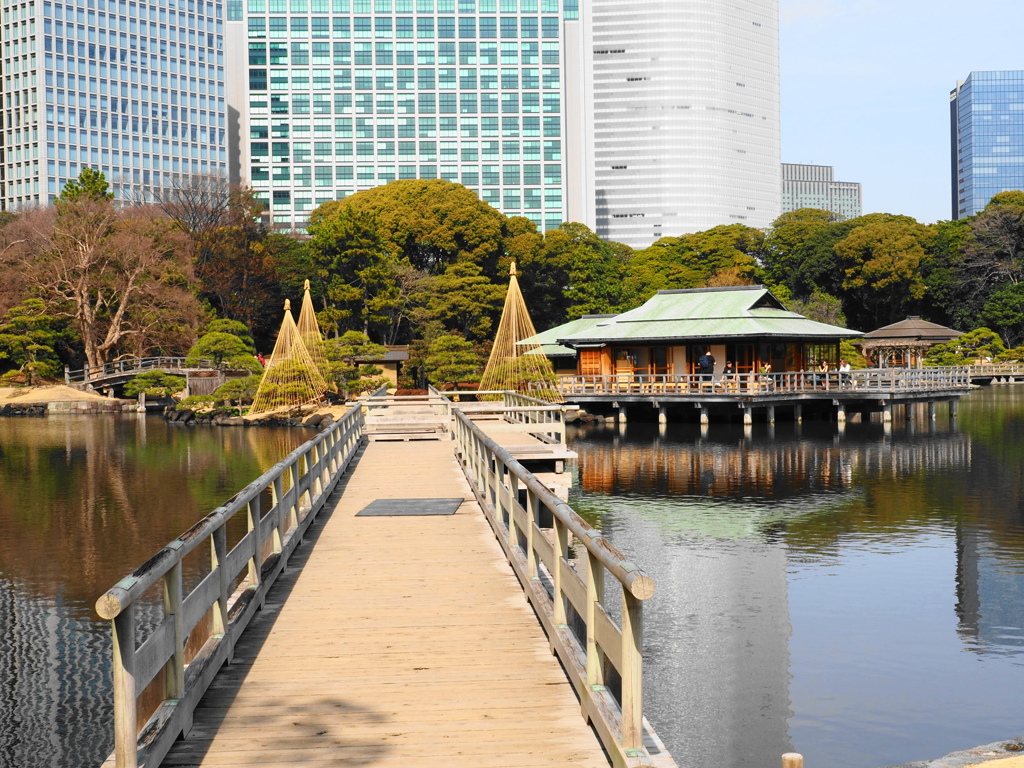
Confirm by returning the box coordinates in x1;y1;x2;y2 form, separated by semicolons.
453;408;662;768
94;406;365;768
964;362;1024;377
557;367;971;397
66;357;219;384
501;391;569;447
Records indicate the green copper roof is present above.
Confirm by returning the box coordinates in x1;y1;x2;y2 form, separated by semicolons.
557;286;861;346
519;314;617;356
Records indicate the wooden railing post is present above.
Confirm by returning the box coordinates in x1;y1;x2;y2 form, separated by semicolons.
247;495;263;592
272;475;285;557
111;603;138;768
483;446;493;510
310;445;323;502
620;589;644;750
288;463;301;532
553;516;567;627
525;486;538;580
509;471;520;546
212;526;230;652
585;550;605;689
163;561;185;701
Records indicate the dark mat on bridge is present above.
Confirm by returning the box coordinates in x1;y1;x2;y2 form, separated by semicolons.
355;498;464;517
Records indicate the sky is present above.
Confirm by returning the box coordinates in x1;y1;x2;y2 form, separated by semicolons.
779;0;1024;224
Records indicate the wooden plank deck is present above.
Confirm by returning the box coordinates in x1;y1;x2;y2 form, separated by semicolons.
162;437;608;768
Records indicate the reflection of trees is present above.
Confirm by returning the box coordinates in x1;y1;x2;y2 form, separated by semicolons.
0;416;307;616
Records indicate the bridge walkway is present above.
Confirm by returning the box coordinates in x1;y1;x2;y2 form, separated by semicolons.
161;436;608;767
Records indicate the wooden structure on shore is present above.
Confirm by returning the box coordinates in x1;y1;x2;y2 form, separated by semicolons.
65;357;252;396
553;285;858;380
94;394;676;768
858;316;961;368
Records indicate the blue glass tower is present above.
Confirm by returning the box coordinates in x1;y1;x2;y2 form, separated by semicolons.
950;71;1024;219
1;0;228;210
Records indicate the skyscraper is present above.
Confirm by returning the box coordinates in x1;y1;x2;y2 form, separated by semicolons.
229;0;580;232
586;0;781;249
950;70;1024;220
1;0;229;210
781;163;861;220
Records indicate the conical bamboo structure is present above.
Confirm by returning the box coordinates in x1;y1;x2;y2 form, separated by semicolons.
248;299;330;416
297;278;330;382
478;262;562;402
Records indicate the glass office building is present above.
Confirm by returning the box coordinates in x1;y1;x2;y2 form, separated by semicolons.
951;70;1024;219
0;0;228;209
588;0;781;248
781;163;861;221
231;0;577;231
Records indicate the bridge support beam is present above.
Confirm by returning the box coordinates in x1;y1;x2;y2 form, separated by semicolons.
742;406;752;426
882;403;893;422
929;401;937;421
766;405;776;425
793;404;802;424
697;405;709;426
656;404;667;425
835;403;846;423
949;399;958;418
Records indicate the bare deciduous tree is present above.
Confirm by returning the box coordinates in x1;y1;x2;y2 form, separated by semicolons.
961;203;1024;289
3;201;203;368
147;174;234;266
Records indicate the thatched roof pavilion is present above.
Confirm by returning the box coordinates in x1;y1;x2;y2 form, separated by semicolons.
859;317;961;368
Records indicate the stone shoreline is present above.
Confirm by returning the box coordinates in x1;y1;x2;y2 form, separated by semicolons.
881;737;1024;768
1;400;136;416
0;386;352;427
163;406;336;430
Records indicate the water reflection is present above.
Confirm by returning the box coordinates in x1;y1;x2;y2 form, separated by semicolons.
0;415;309;768
568;390;1024;768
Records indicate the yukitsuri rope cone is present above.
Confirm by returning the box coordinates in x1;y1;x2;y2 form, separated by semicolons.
297;278;330;381
248;299;330;417
478;261;562;402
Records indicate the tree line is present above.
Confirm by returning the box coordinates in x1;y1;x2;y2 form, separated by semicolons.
2;170;1024;388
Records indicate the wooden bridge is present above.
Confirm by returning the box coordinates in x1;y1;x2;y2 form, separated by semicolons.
965;362;1024;384
65;357;253;396
94;392;676;768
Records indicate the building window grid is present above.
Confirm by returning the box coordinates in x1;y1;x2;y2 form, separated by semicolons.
7;0;230;206
952;71;1024;218
244;1;564;227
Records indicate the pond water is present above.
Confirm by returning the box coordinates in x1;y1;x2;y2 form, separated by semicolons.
4;391;1024;768
567;386;1024;768
0;415;310;768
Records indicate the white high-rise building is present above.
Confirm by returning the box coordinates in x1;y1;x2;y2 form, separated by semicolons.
228;0;581;232
585;0;781;249
781;163;862;220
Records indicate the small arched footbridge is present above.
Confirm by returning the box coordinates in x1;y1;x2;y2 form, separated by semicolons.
65;357;252;397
